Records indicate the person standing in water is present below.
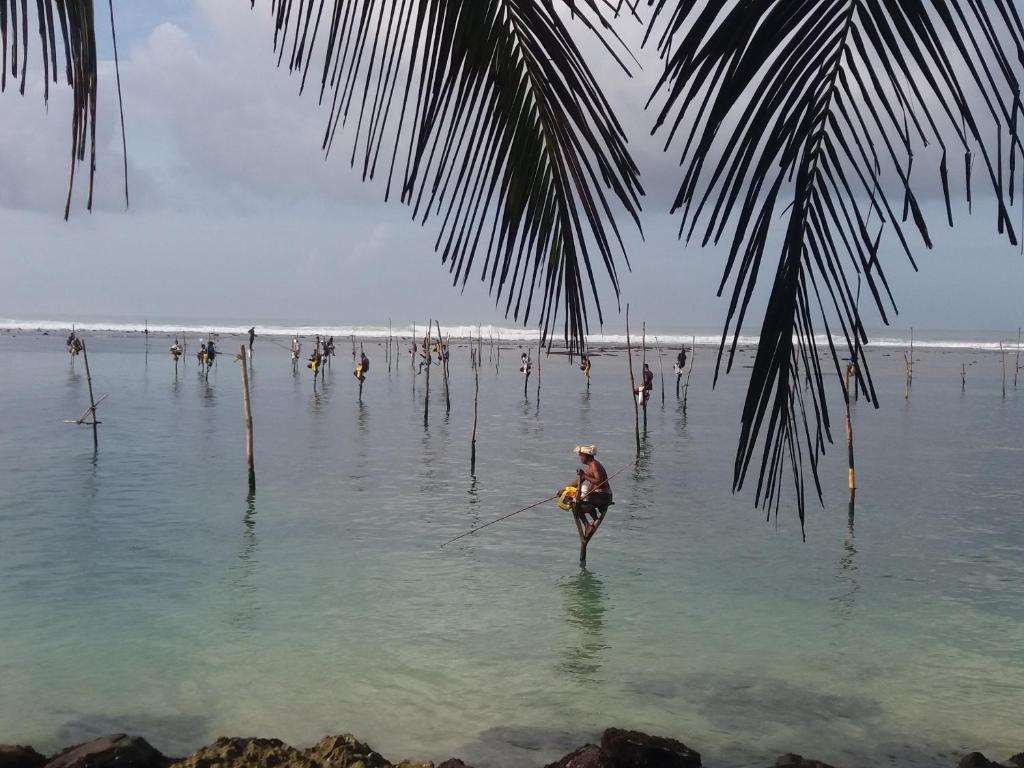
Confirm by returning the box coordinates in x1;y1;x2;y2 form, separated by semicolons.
248;327;256;353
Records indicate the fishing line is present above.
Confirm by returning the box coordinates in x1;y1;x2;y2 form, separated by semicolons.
440;464;630;548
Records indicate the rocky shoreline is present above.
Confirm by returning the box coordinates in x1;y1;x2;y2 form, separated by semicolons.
1;729;1021;768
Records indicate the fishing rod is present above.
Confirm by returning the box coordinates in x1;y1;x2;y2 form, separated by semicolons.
440;463;629;548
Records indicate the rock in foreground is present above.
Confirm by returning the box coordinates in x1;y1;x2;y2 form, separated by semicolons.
0;744;47;768
600;729;700;768
171;737;318;768
775;755;836;768
544;745;609;768
305;734;391;768
43;735;167;768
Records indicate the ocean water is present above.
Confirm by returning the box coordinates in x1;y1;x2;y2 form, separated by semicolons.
0;328;1021;767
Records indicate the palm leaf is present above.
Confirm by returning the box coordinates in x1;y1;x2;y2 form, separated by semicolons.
259;0;644;350
648;0;1024;534
0;0;127;218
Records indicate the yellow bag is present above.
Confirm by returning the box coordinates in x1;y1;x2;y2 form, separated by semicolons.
557;486;578;511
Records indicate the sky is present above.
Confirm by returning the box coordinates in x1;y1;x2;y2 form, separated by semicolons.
1;0;1022;335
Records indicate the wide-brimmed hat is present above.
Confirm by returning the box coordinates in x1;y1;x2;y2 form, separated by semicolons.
574;444;597;457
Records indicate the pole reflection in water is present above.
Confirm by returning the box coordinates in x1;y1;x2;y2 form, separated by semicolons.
230;492;260;635
557;567;608;681
831;510;860;625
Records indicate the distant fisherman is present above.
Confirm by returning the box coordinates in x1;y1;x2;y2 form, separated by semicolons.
673;347;687;393
66;331;82;356
637;362;653;404
520;351;532;375
170;339;183;360
580;354;591;381
291;336;302;367
248;326;256;353
354;350;370;382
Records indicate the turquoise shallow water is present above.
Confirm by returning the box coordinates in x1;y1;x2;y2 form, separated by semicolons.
0;330;1021;767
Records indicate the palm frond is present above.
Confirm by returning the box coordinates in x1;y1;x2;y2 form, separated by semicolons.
0;0;126;218
260;0;644;350
648;0;1024;534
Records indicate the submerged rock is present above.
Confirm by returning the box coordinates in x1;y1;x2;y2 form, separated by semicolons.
43;735;167;768
545;745;611;768
1006;754;1024;768
600;729;701;768
171;737;317;768
436;760;473;768
959;754;999;768
774;755;836;768
0;744;47;768
305;735;390;768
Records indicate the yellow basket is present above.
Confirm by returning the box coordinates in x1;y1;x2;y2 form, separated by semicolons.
557;486;578;511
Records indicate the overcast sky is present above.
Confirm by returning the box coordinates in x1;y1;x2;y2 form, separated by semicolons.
1;0;1021;334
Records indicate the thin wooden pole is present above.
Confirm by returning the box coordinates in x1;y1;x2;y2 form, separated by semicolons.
471;345;480;474
626;305;640;456
239;345;255;492
495;331;501;374
536;326;542;402
844;362;855;506
81;338;99;450
961;361;966;391
522;347;531;399
436;320;450;412
683;336;694;413
424;319;432;426
1000;341;1007;398
1015;328;1020;388
655;336;666;407
904;327;914;399
641;321;648;428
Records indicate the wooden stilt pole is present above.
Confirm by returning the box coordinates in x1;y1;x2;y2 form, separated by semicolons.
626;305;640;456
1015;327;1020;388
424;320;432;426
844;362;855;507
536;326;542;403
1000;341;1007;398
388;318;393;374
656;336;666;407
238;345;256;492
683;336;694;413
495;331;501;374
81;338;99;451
962;361;966;391
904;327;914;399
471;344;480;474
641;322;648;429
435;320;450;412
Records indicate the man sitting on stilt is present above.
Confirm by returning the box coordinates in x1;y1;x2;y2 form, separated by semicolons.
565;444;612;537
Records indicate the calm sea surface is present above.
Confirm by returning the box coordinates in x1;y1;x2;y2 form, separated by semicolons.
0;330;1021;767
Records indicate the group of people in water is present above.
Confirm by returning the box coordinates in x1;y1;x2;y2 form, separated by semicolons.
410;334;450;375
155;331;689;406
